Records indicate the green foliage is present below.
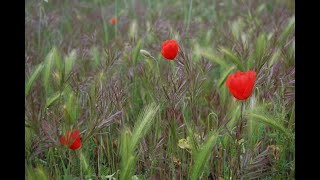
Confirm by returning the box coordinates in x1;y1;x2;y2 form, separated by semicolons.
46;91;63;108
25;63;44;96
120;103;159;180
43;47;57;95
247;112;291;139
255;33;268;62
268;48;281;68
63;87;80;124
133;39;143;66
231;18;245;40
64;49;77;76
226;104;241;130
200;49;227;67
25;127;34;159
279;16;295;47
218;65;236;88
80;152;92;176
26;164;49;180
186;0;193;32
219;47;245;71
191;131;219;180
130;103;159;150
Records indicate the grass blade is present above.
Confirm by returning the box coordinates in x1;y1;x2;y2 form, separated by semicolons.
133;39;143;66
247;113;291;139
191;131;219;180
255;33;267;62
120;103;159;180
219;47;245;71
186;0;193;32
46;92;63;108
130;102;159;150
64;49;77;76
218;66;236;88
25;63;44;96
43;48;56;95
200;50;227;67
231;17;245;40
268;48;281;68
279;16;295;47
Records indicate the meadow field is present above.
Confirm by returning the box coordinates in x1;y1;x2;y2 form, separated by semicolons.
25;0;295;179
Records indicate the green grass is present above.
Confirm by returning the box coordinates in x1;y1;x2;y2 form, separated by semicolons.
25;0;295;179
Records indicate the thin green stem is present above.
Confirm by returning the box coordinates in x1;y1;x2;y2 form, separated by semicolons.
38;5;42;51
115;0;118;38
186;0;193;32
148;0;152;19
99;0;108;45
235;101;244;178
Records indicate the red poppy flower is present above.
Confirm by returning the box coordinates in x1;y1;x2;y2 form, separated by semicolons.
161;40;179;60
226;70;256;100
60;130;81;150
110;17;117;25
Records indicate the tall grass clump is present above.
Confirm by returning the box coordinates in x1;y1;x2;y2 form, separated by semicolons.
190;130;219;180
120;103;159;180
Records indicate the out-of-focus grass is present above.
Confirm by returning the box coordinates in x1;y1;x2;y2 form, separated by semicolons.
25;0;295;179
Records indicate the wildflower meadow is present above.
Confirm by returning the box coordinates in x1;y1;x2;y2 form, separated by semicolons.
25;0;295;179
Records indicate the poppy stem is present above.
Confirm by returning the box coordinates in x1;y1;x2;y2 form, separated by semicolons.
235;101;245;178
240;102;244;135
